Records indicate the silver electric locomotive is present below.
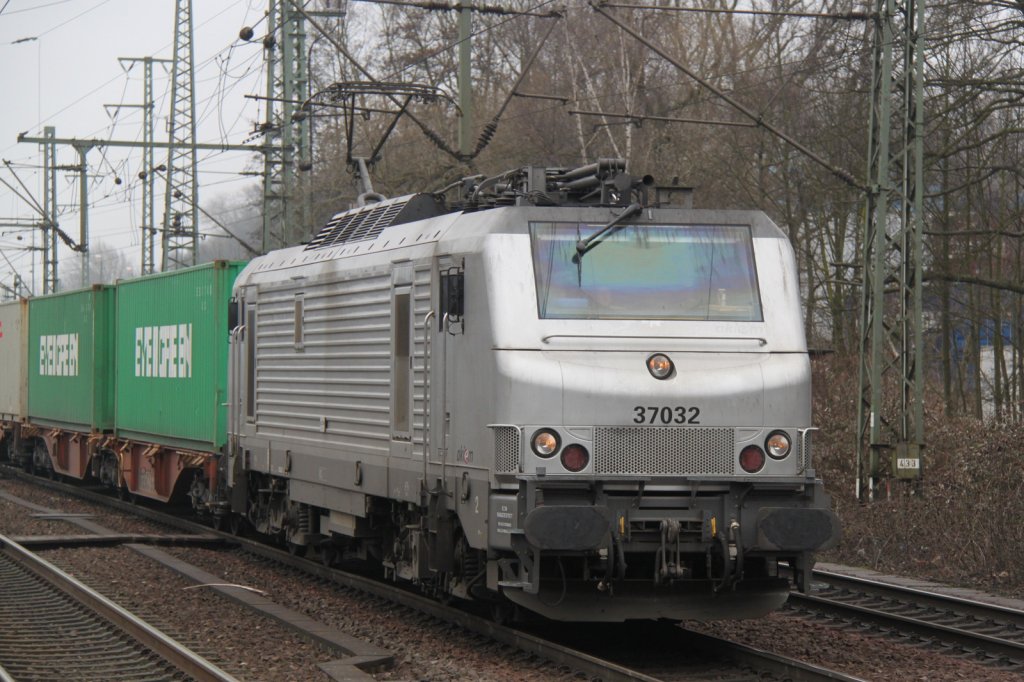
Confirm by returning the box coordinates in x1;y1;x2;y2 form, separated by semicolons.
225;160;840;622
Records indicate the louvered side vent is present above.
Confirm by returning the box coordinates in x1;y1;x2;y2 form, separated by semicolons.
493;426;521;474
304;193;448;251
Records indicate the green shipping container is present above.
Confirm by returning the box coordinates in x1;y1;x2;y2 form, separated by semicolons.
28;285;116;432
115;261;244;451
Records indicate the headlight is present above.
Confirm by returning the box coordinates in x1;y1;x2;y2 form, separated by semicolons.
531;429;560;457
646;353;674;379
739;445;766;473
765;431;792;459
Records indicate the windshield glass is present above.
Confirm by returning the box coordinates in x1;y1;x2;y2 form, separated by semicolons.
529;222;763;321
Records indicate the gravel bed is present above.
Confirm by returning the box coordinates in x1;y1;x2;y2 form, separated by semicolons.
0;476;578;680
39;545;337;681
0;476;181;536
4;473;1022;680
0;494;81;537
687;611;1023;681
166;546;581;682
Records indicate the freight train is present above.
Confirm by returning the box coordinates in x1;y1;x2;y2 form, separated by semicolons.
0;160;839;621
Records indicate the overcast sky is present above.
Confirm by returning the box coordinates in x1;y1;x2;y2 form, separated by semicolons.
0;0;275;293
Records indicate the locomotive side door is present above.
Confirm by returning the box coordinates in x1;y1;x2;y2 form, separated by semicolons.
390;263;415;459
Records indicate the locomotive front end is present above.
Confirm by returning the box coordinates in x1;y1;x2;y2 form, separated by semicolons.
482;207;840;621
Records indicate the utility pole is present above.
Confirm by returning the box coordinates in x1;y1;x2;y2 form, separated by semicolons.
163;0;199;271
118;56;173;276
855;0;926;500
457;0;472;158
75;144;90;284
18;132;263;287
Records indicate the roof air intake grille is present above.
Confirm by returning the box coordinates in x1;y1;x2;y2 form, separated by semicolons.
304;193;448;251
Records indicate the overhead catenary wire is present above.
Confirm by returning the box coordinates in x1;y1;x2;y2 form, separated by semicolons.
568;109;758;129
352;0;560;17
597;2;871;21
0;3;270;288
589;1;866;191
294;0;562;162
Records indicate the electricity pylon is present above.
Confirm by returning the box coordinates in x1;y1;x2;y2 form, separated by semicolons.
162;0;199;270
42;127;58;293
260;0;312;252
118;57;173;276
856;0;926;500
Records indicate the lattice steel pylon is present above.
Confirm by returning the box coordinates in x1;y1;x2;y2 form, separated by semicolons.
162;0;199;271
118;57;173;276
41;126;58;293
261;0;312;253
855;0;926;500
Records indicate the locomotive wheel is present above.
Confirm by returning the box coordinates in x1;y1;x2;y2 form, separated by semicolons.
211;514;227;532
320;544;337;568
229;514;246;537
287;540;305;557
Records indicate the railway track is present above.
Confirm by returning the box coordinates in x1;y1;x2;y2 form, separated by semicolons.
0;532;234;682
0;466;861;681
792;567;1024;672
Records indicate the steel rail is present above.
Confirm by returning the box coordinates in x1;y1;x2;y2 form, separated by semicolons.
4;466;862;681
0;468;654;681
812;568;1024;624
791;569;1024;665
677;628;867;681
0;532;237;682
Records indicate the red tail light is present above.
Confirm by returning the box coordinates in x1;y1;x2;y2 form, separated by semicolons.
739;445;765;473
561;444;590;472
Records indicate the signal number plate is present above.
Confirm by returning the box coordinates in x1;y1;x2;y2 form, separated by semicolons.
633;406;701;425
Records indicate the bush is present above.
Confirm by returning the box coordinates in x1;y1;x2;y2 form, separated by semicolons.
813;355;1024;597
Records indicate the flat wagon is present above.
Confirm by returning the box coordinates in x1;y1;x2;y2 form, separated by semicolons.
24;285;115;478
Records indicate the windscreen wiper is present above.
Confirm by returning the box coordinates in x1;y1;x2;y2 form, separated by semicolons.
572;202;643;264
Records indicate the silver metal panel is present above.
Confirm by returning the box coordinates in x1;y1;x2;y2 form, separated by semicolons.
289;478;367;517
593;427;735;475
253;272;393;455
488;494;518;549
0;300;27;420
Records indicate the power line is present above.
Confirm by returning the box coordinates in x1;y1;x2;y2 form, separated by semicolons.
590;2;864;190
598;2;871;21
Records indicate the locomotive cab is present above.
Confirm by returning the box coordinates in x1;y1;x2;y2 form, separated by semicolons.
459;204;840;621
